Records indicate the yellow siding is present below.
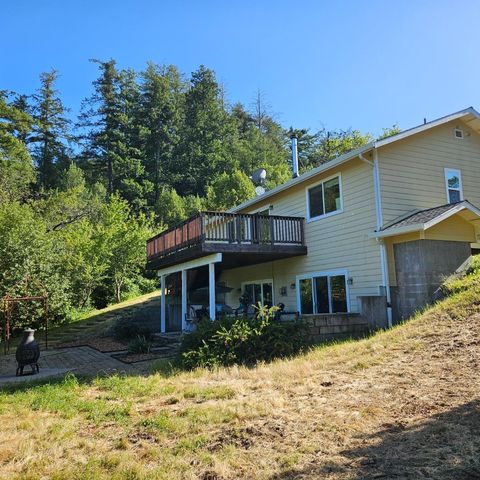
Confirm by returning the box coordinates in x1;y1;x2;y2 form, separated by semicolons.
378;120;480;225
220;158;383;313
425;215;476;242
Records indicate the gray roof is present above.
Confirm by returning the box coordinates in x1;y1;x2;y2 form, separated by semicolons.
380;202;463;231
370;200;480;239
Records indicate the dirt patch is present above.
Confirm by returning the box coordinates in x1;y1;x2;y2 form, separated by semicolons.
208;421;285;452
199;471;222;480
128;431;158;444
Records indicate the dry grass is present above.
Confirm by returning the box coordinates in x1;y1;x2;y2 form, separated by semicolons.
1;280;479;479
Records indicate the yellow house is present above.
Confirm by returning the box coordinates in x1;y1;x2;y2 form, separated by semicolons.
147;107;480;336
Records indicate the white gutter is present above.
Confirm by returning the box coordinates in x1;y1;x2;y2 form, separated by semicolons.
358;152;373;167
371;148;392;327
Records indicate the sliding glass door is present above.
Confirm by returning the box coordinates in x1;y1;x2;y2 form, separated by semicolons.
298;272;348;314
243;280;273;307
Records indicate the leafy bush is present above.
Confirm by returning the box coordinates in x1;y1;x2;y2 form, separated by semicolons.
180;306;310;369
113;318;153;342
128;335;152;354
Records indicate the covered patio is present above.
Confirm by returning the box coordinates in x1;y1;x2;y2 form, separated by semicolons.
158;254;222;333
148;211;308;333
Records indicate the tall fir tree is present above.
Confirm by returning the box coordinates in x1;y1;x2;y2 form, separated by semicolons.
0;92;35;201
175;66;234;196
139;63;184;204
29;70;71;189
77;59;120;194
78;60;148;210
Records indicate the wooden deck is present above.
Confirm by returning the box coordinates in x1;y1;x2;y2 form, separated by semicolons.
146;211;307;270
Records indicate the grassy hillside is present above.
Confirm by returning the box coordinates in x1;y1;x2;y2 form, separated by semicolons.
1;264;480;479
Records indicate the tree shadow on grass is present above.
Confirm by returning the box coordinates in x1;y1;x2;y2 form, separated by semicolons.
272;400;480;480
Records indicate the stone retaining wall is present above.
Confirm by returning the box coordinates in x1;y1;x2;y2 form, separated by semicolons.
301;313;369;343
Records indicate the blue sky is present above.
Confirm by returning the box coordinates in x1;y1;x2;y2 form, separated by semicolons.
2;0;479;135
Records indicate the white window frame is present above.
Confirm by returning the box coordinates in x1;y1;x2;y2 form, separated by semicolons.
305;173;343;223
454;128;464;139
241;279;274;306
444;168;463;204
296;269;350;314
250;206;271;215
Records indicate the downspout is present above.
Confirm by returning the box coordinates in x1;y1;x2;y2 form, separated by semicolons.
360;150;393;327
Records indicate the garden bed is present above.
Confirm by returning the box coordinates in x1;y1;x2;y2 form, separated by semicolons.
111;346;177;364
58;337;128;353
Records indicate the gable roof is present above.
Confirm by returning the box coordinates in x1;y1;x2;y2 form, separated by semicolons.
230;107;480;213
370;200;480;239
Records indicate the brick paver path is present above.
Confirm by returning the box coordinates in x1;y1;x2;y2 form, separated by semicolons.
0;346;141;386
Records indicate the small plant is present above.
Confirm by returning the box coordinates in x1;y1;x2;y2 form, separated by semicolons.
127;335;152;354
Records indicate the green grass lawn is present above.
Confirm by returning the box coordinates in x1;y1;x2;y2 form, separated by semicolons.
0;268;479;479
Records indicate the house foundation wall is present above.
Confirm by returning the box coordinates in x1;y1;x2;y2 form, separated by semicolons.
302;313;369;343
392;239;471;321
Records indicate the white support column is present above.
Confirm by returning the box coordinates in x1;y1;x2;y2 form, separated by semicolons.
181;269;187;331
209;262;216;320
160;275;166;333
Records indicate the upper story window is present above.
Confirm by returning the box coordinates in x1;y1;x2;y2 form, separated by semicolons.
444;168;463;203
306;174;343;221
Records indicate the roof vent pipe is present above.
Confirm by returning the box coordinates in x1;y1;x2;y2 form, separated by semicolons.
290;134;299;178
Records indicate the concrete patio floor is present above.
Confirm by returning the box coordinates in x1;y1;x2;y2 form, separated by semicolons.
0;345;145;387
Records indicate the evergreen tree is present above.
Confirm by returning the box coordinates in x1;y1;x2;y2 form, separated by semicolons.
78;59;119;194
139;63;184;204
78;60;148;209
29;70;71;189
0;92;35;201
175;66;234;196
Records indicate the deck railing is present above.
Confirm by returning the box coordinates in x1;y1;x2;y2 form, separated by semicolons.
147;211;305;260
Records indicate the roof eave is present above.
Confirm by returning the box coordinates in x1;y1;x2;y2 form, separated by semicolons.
373;107;480;149
370;201;480;239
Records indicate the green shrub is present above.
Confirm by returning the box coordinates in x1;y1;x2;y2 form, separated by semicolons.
180;306;309;369
127;335;152;354
113;318;153;341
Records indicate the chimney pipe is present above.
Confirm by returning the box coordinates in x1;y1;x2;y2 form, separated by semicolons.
290;134;299;178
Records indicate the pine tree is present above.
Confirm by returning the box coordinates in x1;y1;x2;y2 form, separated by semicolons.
78;60;148;209
175;66;234;197
139;63;184;204
29;70;71;189
0;92;35;200
78;59;120;194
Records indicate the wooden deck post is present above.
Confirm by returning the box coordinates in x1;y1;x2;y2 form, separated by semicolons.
160;275;166;333
209;262;216;320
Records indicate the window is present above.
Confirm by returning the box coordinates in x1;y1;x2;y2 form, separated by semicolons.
242;280;273;307
454;128;464;139
444;168;463;204
297;271;349;314
307;175;342;221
